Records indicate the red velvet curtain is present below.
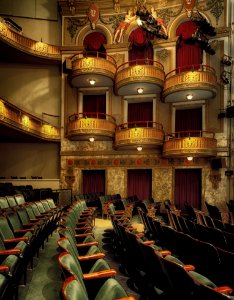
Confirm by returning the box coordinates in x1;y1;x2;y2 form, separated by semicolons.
128;28;153;63
176;21;202;70
174;169;201;210
128;102;153;127
83;95;106;118
82;170;105;194
83;32;106;57
127;169;152;201
175;108;202;136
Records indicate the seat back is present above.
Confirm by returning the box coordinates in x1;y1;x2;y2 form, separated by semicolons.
58;252;87;295
14;194;25;206
0;197;10;209
61;276;88;300
0;216;15;239
5;196;17;208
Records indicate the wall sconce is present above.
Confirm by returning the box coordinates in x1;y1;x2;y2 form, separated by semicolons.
137;88;144;94
89;79;96;85
137;146;143;151
187;156;193;161
89;137;95;142
221;55;232;66
186;94;193;100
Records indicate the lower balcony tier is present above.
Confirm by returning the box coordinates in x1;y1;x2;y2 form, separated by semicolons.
115;121;164;151
66;112;116;141
163;130;217;158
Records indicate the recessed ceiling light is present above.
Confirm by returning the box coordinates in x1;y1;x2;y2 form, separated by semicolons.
89;137;95;142
137;88;144;94
186;94;193;100
89;79;96;85
137;146;143;151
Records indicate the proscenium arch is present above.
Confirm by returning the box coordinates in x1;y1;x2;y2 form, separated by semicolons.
75;24;113;46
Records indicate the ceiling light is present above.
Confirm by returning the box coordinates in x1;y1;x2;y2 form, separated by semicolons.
89;137;95;142
137;146;143;151
137;88;144;94
187;156;193;161
89;79;96;85
186;94;193;100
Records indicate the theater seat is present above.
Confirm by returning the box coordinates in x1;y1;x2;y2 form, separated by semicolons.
61;276;136;300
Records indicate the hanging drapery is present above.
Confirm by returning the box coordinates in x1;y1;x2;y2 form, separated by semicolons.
127;169;152;201
174;169;201;210
82;170;105;194
83;95;106;119
175;108;202;137
83;32;107;58
128;27;153;64
128;102;153;127
176;20;202;70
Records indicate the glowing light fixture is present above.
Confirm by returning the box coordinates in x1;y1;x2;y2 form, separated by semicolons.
187;156;193;161
89;137;95;142
186;94;193;100
137;88;144;94
137;146;143;151
89;79;96;85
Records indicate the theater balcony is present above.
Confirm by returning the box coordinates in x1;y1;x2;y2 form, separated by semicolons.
66;112;116;141
115;59;165;96
114;121;165;151
66;52;117;88
163;130;217;159
162;65;217;102
0;98;60;142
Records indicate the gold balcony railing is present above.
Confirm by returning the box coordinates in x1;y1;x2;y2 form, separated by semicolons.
66;112;116;141
163;130;217;158
0;98;61;141
0;20;61;60
115;59;165;96
68;51;117;87
115;121;164;150
163;64;217;102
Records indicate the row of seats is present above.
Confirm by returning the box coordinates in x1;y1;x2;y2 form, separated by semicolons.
109;206;234;299
0;194;64;299
56;199;136;300
137;207;234;298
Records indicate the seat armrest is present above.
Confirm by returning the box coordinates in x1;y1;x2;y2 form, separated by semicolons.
76;241;98;247
75;233;94;238
143;240;155;245
0;265;9;273
183;264;195;271
4;237;28;243
83;269;116;280
78;253;105;261
0;249;21;256
214;286;233;295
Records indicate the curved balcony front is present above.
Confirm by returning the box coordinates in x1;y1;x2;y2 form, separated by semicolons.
66;112;116;141
163;130;217;158
115;59;165;96
163;65;217;102
115;121;165;151
68;52;117;88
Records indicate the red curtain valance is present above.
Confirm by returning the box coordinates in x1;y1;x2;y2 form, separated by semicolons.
129;27;151;46
84;32;107;50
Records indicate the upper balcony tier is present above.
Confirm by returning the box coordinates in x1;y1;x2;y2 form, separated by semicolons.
115;121;165;151
66;112;116;141
163;65;217;102
67;52;117;88
115;59;165;96
163;130;217;158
